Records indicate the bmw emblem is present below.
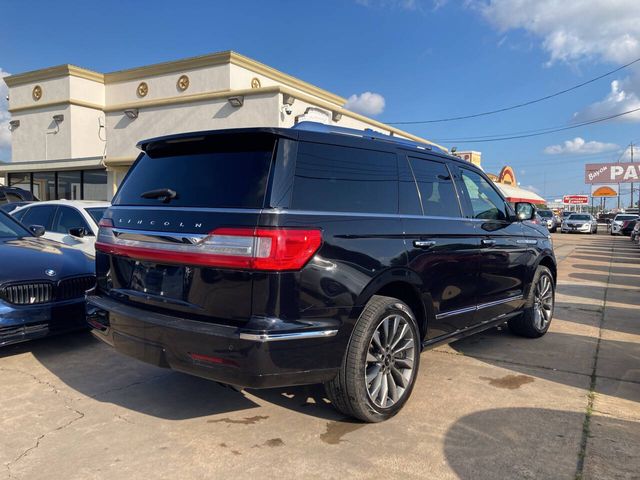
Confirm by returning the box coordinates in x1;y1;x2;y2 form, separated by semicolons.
45;269;57;277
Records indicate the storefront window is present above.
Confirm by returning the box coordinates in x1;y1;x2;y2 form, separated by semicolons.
8;173;31;192
33;172;56;201
83;169;108;201
57;170;82;200
7;168;108;201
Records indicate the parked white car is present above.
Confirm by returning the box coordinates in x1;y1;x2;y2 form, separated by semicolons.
610;214;639;235
12;200;109;256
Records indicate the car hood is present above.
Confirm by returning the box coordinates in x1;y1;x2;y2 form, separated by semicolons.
0;236;94;284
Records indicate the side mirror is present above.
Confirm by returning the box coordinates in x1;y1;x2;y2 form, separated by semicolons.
515;202;536;221
29;225;46;237
68;227;86;238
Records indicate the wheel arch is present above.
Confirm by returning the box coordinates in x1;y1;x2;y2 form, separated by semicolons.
351;268;430;342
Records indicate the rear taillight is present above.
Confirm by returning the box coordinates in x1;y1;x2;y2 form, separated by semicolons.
95;226;322;272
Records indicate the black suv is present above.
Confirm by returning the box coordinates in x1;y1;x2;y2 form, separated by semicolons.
87;122;556;422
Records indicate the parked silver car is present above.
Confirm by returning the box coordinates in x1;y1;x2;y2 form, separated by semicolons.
560;213;598;234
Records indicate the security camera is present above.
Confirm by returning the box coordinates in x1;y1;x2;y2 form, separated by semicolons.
282;104;293;115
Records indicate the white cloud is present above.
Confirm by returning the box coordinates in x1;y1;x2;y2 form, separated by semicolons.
0;68;11;162
344;91;386;116
469;1;640;123
471;0;640;65
543;137;619;155
572;78;640;122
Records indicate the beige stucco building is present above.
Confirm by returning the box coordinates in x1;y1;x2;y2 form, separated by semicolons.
2;51;441;200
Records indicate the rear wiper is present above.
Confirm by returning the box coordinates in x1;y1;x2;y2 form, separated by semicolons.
140;188;178;203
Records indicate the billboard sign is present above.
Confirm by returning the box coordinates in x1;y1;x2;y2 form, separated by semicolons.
563;195;589;205
585;162;640;184
591;184;619;197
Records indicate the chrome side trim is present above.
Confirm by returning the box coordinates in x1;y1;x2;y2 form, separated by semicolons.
516;239;538;245
435;305;476;320
239;329;338;342
435;295;523;320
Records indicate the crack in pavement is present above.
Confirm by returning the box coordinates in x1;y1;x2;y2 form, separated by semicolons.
574;236;613;480
1;368;86;479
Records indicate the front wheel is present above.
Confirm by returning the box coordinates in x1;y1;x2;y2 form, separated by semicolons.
508;266;555;338
325;295;421;423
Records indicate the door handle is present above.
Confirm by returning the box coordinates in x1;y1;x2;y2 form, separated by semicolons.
481;239;496;247
413;240;436;249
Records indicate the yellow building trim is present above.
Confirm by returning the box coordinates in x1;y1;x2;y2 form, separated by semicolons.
3;64;104;87
278;85;447;151
228;52;345;106
4;51;345;107
103;86;280;112
9;98;105;114
104;156;137;167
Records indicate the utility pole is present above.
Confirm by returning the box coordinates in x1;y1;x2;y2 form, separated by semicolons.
631;142;635;210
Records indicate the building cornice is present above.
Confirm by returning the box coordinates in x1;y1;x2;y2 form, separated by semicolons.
9;98;105;114
3;65;104;87
4;51;346;106
0;156;105;172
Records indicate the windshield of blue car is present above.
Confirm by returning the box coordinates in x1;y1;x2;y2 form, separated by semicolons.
87;207;108;225
568;214;591;221
0;211;31;238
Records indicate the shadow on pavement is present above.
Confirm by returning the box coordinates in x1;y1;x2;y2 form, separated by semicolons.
573;263;640;276
448;328;638;402
444;407;638;480
0;330;341;421
569;272;640;287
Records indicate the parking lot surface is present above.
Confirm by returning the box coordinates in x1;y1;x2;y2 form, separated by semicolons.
1;232;639;480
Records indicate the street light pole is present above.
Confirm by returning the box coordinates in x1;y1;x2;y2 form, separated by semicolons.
631;142;635;210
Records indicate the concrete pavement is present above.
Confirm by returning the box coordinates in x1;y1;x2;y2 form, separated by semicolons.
1;232;638;479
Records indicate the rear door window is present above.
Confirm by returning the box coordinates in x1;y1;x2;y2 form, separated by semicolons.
20;205;57;229
291;142;398;214
113;134;276;208
408;157;461;217
53;206;92;235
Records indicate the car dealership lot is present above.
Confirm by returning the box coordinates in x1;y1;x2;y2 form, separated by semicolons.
1;233;639;480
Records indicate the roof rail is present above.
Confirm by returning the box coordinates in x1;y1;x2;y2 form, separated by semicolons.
292;121;448;153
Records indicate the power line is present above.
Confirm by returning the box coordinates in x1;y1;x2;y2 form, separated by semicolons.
385;56;640;125
432;106;640;144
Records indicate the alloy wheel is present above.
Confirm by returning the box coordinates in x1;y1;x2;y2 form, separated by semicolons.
533;274;554;330
365;314;416;409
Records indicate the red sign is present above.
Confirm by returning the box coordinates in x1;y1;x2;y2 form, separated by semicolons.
563;195;589;205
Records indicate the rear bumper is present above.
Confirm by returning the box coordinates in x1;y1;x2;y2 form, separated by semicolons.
86;295;343;388
0;298;87;347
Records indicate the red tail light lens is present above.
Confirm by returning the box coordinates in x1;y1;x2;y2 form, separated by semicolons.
95;227;322;272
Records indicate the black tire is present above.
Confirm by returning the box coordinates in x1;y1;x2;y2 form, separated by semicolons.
324;295;421;423
508;266;555;338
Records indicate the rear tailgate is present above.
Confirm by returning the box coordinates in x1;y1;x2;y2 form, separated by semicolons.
95;132;278;325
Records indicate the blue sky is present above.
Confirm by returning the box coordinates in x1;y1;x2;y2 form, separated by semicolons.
2;0;640;205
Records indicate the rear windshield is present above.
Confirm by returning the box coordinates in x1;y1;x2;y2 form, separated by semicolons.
113;134;276;208
87;207;107;224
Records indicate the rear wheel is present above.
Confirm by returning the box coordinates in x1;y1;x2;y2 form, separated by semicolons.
325;295;420;423
508;266;555;338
